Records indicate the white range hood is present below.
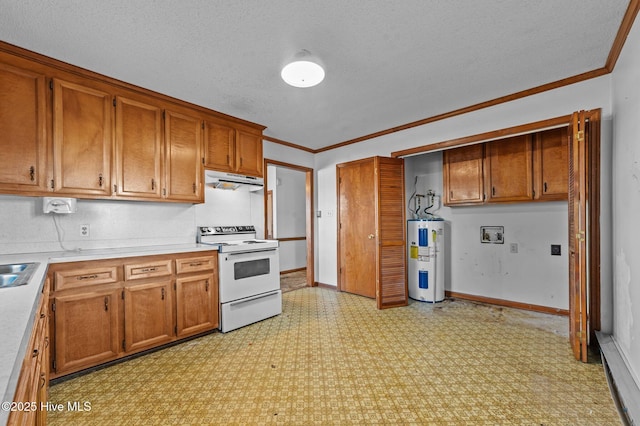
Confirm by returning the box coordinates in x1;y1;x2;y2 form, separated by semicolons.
205;170;264;191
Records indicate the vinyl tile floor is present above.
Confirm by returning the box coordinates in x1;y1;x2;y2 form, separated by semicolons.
48;288;620;425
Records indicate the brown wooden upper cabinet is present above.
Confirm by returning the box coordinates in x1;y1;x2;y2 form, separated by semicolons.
443;128;568;206
0;42;264;202
204;116;263;177
443;144;485;205
0;61;48;193
52;78;113;196
115;96;164;199
164;110;203;202
534;127;569;201
485;134;533;202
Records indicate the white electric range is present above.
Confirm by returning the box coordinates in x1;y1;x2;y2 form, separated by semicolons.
197;225;281;333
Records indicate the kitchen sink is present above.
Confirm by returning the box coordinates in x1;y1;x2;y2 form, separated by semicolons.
0;263;39;288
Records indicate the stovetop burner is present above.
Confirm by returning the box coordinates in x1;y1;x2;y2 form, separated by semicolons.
196;225;279;253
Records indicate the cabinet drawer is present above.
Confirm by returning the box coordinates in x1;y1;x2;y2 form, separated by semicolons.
175;255;215;275
124;259;173;280
54;266;119;291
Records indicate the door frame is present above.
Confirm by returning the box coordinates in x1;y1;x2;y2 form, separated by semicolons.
263;159;315;288
391;111;602;360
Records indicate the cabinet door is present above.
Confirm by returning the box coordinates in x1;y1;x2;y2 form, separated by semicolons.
115;96;163;199
175;273;217;337
164;110;203;202
52;287;120;376
235;129;263;177
0;61;48;193
124;280;174;352
203;118;235;172
534;127;568;201
52;79;112;195
485;135;533;202
443;144;485;205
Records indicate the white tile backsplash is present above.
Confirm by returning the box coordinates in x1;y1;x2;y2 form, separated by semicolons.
0;188;264;255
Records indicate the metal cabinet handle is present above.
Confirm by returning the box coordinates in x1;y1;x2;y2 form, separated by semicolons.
140;267;158;273
104;296;109;311
368;234;375;239
99;173;103;187
151;178;156;190
29;166;35;181
544;182;548;192
77;274;99;280
161;288;165;300
189;262;203;267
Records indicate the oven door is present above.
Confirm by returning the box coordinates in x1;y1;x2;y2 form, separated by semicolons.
218;248;280;303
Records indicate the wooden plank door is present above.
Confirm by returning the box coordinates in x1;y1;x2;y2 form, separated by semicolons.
568;110;596;363
337;158;376;298
375;157;408;309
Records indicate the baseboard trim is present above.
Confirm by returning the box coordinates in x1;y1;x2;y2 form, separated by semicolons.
596;331;639;425
445;291;569;316
280;267;306;275
314;282;337;290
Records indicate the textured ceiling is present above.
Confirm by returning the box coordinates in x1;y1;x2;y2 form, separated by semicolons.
0;0;630;151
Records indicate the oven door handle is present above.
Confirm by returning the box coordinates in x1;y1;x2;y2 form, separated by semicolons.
228;290;280;307
224;249;278;258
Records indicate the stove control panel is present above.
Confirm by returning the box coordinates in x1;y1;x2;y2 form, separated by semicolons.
198;225;256;236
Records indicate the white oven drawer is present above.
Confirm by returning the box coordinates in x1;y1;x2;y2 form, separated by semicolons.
220;290;282;333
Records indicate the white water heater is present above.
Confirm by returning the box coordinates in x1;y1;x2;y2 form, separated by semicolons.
407;219;445;302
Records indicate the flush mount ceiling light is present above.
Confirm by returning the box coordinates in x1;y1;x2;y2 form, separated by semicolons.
281;50;325;88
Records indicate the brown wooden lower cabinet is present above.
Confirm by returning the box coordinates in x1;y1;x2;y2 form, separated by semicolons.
48;251;218;379
52;285;121;375
8;279;49;426
124;280;174;352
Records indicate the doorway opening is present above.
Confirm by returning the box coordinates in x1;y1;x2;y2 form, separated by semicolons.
264;159;315;291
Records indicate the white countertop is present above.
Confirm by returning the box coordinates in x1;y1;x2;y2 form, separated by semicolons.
0;243;217;423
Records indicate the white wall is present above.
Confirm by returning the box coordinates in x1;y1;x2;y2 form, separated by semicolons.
194;186;264;234
0;194;196;255
611;14;640;386
0;187;266;256
313;75;613;323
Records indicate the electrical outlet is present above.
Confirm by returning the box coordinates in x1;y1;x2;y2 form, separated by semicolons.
551;244;561;256
510;243;518;253
80;224;90;238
